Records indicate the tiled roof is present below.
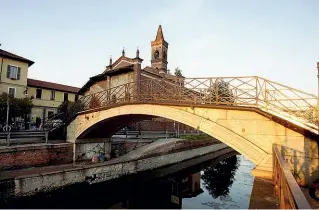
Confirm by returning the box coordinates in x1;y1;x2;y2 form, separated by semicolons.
107;65;134;76
78;65;134;94
27;78;81;94
0;49;34;66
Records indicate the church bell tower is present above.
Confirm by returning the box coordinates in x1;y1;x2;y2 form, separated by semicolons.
151;25;169;74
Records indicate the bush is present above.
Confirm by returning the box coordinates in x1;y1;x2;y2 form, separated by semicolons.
179;133;212;140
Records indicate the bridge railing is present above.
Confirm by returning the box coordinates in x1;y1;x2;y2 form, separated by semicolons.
273;144;311;209
68;76;318;132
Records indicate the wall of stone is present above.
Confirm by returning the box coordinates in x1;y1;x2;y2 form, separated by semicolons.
0;143;230;199
111;141;151;158
75;139;111;161
0;143;73;171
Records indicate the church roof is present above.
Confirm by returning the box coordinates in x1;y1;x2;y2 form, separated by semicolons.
142;66;184;81
78;65;134;94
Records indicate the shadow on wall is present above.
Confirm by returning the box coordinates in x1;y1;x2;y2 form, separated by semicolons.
280;140;319;187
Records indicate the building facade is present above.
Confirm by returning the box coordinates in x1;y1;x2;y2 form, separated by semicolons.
78;25;195;132
0;49;80;127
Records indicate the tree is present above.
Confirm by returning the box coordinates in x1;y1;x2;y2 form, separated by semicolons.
205;80;235;105
174;67;183;77
57;100;85;122
201;155;239;198
0;93;33;126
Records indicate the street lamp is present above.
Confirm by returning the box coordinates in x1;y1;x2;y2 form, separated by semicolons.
5;94;10;146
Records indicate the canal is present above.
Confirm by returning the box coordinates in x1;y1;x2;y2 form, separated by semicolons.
1;154;278;209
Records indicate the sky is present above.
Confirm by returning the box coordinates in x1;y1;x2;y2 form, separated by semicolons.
0;0;318;94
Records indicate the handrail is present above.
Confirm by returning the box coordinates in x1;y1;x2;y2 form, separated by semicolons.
65;76;318;133
273;144;311;209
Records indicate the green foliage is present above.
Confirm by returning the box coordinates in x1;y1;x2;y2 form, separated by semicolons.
206;80;235;104
174;67;183;77
57;100;85;122
179;133;211;140
0;93;33;124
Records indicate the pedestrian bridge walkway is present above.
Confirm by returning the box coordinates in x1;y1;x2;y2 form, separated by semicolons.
64;76;319;185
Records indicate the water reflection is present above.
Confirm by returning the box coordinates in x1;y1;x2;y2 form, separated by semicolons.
201;155;239;198
1;155;256;209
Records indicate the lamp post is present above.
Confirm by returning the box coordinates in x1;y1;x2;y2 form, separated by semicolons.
5;94;10;146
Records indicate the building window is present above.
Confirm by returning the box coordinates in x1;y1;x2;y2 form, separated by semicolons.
8;87;15;98
50;91;55;100
36;89;42;99
64;93;68;101
48;111;54;118
75;94;79;101
7;65;21;80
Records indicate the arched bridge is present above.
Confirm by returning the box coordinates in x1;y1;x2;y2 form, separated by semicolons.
66;76;319;183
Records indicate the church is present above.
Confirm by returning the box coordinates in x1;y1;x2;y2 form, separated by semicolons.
78;25;179;95
78;25;194;133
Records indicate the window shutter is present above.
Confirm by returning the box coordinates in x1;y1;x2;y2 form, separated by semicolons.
7;66;10;78
17;67;21;80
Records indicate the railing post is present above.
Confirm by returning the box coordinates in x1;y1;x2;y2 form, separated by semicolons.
45;131;48;144
255;77;259;106
264;80;268;111
317;62;319;134
6;132;10;146
215;78;219;104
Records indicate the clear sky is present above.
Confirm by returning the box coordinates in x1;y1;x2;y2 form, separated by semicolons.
0;0;318;94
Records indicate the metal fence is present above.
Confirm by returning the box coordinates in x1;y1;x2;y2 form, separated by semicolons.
68;76;317;132
273;144;311;209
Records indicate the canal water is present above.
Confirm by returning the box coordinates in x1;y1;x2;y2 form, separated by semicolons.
2;154;259;209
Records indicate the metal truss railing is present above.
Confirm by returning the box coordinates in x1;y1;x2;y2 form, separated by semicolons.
68;76;318;133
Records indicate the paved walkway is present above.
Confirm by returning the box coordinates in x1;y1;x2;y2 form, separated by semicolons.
0;138;194;180
249;178;279;209
119;138;184;161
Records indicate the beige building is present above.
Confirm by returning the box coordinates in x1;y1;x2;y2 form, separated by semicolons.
27;79;80;123
0;48;80;125
78;25;192;132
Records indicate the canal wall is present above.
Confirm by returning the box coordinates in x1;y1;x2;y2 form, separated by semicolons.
0;143;73;171
0;143;229;199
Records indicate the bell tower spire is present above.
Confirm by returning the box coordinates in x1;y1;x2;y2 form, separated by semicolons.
155;25;164;41
151;25;169;73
